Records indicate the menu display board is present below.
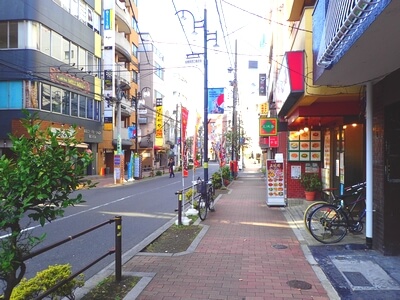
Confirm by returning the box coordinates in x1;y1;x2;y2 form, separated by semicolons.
266;159;286;206
288;131;321;162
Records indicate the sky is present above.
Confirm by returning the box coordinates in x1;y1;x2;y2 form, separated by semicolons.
137;0;271;144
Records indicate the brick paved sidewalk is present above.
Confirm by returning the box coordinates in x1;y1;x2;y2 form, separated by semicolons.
123;167;331;300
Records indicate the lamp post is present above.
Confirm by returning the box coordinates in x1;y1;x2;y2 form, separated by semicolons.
175;8;217;182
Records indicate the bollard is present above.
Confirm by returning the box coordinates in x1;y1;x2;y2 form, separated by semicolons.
176;190;183;225
115;216;122;282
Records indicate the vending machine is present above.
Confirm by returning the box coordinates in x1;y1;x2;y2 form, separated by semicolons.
266;156;286;206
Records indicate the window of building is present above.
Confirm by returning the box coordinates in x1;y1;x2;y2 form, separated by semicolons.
0;23;7;48
71;92;78;116
9;21;18;48
51;87;62;113
60;0;70;12
29;22;40;50
87;52;94;73
79;0;86;23
87;98;93;119
41;83;51;111
78;46;86;70
131;42;137;57
155;62;164;80
70;42;78;67
79;95;86;118
132;70;138;83
40;24;51;55
94;100;100;121
71;0;79;18
132;16;138;33
62;90;70;115
51;31;63;60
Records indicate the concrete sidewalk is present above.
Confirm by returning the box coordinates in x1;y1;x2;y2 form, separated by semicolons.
120;166;333;300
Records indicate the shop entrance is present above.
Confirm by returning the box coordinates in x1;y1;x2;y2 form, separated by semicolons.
384;101;400;255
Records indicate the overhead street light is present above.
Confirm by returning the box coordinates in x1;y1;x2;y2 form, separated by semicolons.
175;8;218;182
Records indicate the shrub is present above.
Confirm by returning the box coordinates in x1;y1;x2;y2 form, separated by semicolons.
300;173;322;192
10;264;84;300
155;170;163;176
221;166;231;180
185;188;195;200
211;172;222;189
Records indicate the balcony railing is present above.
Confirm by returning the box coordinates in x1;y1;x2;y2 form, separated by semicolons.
115;2;131;34
115;32;131;61
316;0;381;68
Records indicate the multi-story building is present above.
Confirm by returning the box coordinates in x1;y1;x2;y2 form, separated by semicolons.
137;33;167;170
0;0;103;175
266;0;400;255
312;0;400;255
99;0;139;176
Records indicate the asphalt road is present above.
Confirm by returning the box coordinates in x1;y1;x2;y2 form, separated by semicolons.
18;164;220;282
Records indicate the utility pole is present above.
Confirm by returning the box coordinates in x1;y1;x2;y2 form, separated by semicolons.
175;103;179;166
232;40;238;162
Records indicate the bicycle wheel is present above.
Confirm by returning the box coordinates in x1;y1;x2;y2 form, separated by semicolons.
198;195;208;220
303;201;327;232
208;188;215;212
308;204;348;244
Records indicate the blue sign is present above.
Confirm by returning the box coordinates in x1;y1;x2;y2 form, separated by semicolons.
128;125;136;139
104;10;111;30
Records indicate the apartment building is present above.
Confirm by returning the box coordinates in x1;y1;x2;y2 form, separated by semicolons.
137;33;167;170
0;0;103;175
99;0;139;176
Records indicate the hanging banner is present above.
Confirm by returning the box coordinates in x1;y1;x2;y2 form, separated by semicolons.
155;98;163;147
181;106;189;177
193;112;201;169
208;88;224;114
128;124;136;139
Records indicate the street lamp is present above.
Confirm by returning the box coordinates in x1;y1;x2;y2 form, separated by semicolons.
175;8;218;182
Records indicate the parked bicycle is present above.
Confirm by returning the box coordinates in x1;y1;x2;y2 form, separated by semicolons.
303;182;366;232
197;178;215;221
307;183;366;243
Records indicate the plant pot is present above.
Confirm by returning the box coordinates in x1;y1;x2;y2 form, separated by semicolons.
305;191;317;201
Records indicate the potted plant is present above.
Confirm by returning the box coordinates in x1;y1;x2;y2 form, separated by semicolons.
300;173;322;201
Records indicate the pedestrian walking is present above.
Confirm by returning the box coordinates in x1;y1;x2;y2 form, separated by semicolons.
168;158;175;178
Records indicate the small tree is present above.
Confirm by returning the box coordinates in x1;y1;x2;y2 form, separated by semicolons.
0;113;95;299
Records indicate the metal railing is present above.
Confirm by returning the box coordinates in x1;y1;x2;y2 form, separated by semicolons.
175;183;202;225
22;216;123;300
316;0;381;68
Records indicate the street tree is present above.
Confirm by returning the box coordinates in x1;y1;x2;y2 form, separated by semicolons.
0;113;95;299
224;128;251;160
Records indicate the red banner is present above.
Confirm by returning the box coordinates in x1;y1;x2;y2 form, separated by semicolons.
181;106;189;177
193;112;201;170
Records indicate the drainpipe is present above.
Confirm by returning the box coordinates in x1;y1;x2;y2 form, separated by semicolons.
365;82;373;249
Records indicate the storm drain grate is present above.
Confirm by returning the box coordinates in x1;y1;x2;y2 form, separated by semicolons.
343;271;373;287
287;280;312;290
272;244;288;249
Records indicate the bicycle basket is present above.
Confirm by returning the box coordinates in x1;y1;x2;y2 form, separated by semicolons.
196;180;207;194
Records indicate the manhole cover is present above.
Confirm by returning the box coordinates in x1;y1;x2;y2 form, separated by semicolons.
343;271;373;287
287;280;312;290
272;244;288;249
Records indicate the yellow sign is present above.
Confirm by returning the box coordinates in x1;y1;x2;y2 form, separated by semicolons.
260;102;269;115
155;105;163;139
